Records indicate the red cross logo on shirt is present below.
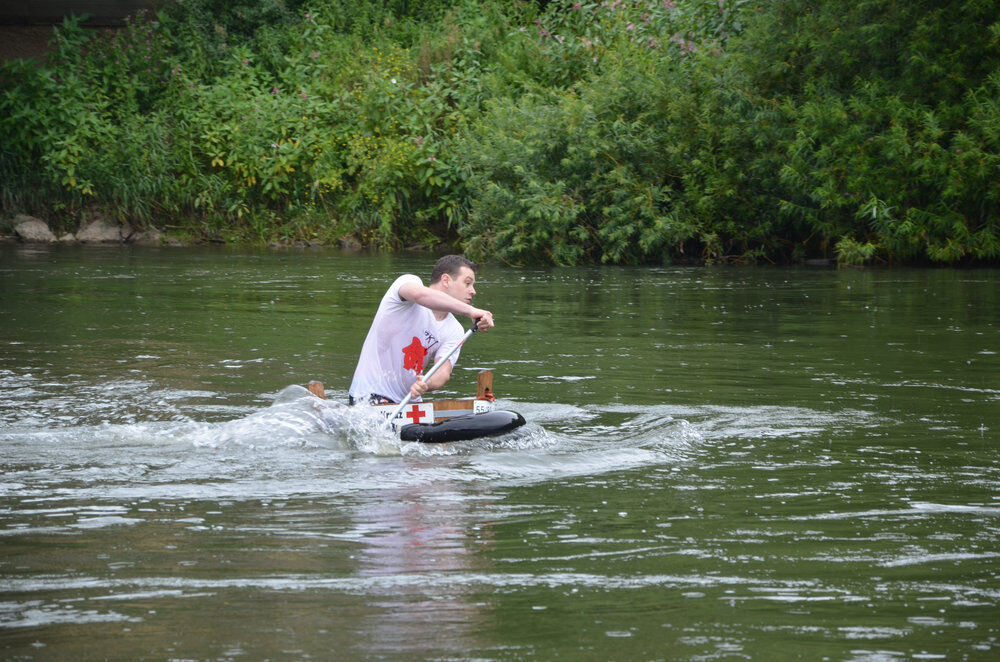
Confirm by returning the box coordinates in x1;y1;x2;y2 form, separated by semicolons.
405;404;425;424
402;336;427;373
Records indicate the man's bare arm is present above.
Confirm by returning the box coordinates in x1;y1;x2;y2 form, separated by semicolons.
398;282;494;329
409;359;453;399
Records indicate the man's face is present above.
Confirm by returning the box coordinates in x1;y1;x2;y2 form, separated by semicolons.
443;266;477;304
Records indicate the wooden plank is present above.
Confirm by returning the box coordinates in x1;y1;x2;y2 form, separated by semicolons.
477;370;494;400
304;369;495;407
432;399;475;412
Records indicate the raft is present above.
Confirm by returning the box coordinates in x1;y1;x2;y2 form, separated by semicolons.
308;370;526;443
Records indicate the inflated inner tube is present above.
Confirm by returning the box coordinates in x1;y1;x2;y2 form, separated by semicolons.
399;410;526;443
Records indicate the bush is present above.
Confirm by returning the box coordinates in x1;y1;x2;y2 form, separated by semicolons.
737;0;1000;264
458;0;769;265
1;0;997;264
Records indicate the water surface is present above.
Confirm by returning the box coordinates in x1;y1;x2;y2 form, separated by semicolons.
1;245;998;660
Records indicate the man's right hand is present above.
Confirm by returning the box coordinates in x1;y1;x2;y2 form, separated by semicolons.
409;375;430;400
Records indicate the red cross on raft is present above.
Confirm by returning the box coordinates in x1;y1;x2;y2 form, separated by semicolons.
405;405;425;424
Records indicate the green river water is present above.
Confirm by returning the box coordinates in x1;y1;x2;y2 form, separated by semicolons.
1;244;998;660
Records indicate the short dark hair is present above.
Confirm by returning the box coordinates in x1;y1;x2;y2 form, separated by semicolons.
430;255;477;283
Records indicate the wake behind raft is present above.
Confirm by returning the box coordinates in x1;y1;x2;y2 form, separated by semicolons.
307;370;526;443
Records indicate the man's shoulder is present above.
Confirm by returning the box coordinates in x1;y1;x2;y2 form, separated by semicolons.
393;273;422;285
386;273;423;301
390;273;422;289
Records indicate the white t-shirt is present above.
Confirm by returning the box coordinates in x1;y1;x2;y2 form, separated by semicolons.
349;274;466;403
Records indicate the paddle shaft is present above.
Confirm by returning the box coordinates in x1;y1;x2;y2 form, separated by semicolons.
384;324;478;429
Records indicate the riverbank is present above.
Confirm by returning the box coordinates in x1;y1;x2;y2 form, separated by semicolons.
0;212;435;253
0;212;781;265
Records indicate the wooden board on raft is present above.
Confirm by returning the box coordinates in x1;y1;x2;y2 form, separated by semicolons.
307;370;496;417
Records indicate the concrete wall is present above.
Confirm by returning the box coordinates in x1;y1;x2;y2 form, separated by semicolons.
0;1;161;26
0;1;161;62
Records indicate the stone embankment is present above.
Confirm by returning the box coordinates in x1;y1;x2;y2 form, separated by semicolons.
7;214;172;246
4;214;368;250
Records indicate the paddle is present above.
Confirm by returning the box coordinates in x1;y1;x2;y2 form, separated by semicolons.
383;322;479;431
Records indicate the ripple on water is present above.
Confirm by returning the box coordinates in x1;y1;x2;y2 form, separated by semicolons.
0;379;882;507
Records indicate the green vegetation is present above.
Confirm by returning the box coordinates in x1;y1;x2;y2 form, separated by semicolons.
1;0;998;265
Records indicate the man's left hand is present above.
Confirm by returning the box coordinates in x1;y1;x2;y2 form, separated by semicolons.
474;310;494;331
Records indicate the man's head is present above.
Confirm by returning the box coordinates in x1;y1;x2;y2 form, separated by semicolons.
430;255;478;304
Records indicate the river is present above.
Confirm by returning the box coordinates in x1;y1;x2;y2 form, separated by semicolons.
1;244;998;660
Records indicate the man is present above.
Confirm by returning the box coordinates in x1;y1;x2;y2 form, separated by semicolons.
348;255;494;405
